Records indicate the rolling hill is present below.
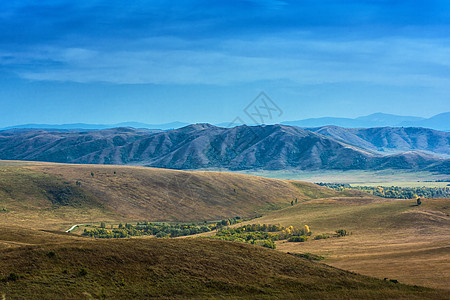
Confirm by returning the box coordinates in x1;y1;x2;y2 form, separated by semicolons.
1;161;449;296
238;196;450;291
0;124;448;172
0;161;346;230
1;228;445;299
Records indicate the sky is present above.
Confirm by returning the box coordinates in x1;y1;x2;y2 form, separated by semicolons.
1;0;450;127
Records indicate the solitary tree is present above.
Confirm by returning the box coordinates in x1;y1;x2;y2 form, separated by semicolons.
417;197;422;206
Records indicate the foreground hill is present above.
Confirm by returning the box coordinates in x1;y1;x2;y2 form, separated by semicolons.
0;124;448;171
304;126;450;156
0;161;343;230
0;227;446;299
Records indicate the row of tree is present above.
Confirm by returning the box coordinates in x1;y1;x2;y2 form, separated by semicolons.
83;222;212;238
82;216;247;239
316;183;450;199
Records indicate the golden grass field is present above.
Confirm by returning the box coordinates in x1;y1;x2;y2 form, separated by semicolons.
0;161;354;231
0;226;448;299
1;160;449;298
239;197;450;291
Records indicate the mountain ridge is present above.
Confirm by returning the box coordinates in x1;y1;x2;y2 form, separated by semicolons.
3;112;449;131
0;124;448;172
303;125;450;156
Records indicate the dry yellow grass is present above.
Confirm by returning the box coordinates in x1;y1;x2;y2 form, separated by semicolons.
241;197;450;290
1;160;449;295
0;160;343;230
0;226;447;299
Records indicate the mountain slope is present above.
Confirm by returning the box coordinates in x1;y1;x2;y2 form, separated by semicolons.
304;126;450;156
0;124;447;171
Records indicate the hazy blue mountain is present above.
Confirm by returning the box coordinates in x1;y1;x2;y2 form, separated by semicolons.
355;113;425;125
282;112;447;130
1;121;189;131
0;124;447;172
400;112;450;131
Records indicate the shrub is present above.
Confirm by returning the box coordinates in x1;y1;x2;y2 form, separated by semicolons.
8;273;19;281
79;268;88;276
288;236;309;242
291;252;324;261
156;232;168;238
254;239;276;249
262;240;276;249
336;229;348;237
390;279;399;284
314;234;330;240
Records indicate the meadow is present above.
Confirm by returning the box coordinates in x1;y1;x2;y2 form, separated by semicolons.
0;160;449;298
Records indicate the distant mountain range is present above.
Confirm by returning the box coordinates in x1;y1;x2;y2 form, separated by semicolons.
0;124;448;173
282;112;450;131
1;121;188;131
2;112;449;131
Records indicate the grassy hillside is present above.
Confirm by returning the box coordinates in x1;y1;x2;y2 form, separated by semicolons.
0;161;343;230
1;160;448;296
240;197;450;290
0;227;446;299
0;166;120;230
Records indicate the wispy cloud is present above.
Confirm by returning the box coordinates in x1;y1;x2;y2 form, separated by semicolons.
11;35;450;89
0;0;449;126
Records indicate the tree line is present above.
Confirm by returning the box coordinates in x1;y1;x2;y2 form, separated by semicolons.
316;183;450;199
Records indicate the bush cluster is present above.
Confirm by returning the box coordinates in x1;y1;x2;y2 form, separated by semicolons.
210;224;313;249
288;236;309;242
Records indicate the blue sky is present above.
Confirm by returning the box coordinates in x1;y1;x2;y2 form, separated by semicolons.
1;0;450;127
